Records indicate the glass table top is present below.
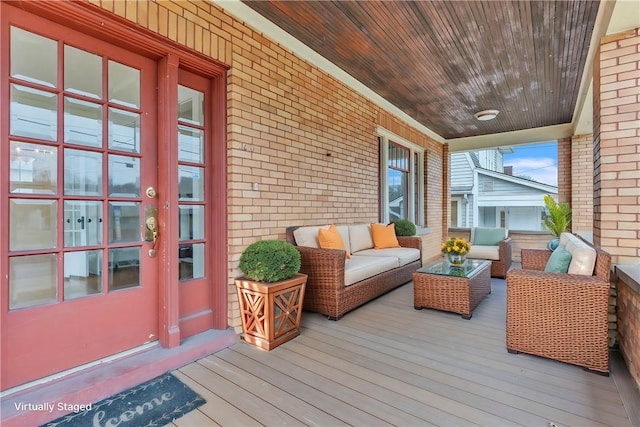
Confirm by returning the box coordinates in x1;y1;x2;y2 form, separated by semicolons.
416;258;490;278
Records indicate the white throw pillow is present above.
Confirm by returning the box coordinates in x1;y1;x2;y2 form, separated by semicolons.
561;232;597;276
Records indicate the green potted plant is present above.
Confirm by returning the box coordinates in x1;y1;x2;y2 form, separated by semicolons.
235;240;307;350
542;194;572;250
393;219;417;236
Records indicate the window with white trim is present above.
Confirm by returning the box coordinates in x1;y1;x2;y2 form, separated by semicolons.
379;129;424;226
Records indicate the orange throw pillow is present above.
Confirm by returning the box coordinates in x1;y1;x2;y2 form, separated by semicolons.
318;225;351;258
371;223;400;249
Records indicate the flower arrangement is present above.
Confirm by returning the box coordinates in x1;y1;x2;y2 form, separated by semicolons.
441;237;471;256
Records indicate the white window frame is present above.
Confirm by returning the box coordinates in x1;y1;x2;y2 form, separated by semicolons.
378;127;424;226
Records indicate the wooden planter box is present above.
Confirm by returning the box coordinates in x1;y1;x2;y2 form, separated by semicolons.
234;273;307;351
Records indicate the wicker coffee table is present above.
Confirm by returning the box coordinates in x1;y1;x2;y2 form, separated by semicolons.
413;259;491;319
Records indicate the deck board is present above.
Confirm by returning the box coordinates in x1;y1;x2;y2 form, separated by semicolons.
228;344;431;426
201;350;353;426
172;370;258;426
174;278;635;427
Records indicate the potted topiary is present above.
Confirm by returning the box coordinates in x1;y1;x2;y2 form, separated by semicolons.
393;219;417;236
542;194;572;250
235;240;307;350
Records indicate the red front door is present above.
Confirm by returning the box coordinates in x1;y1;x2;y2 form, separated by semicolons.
1;7;159;389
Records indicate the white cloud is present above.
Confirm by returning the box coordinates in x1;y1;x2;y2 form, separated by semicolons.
506;157;558;187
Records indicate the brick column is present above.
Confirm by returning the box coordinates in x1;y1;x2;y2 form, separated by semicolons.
442;143;450;238
556;137;572;205
593;28;640;350
593;28;640;265
571;134;594;238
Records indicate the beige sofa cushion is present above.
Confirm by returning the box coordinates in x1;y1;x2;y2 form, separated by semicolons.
467;245;500;261
356;247;420;267
293;225;330;248
349;224;374;253
560;232;597;276
345;255;399;286
293;225;351;254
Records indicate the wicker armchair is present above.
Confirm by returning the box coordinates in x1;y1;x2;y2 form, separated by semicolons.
467;227;512;278
490;237;512;278
506;237;611;374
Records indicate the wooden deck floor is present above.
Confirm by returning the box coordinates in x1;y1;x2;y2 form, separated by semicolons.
170;278;637;427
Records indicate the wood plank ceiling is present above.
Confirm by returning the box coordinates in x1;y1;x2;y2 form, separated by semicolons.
242;0;601;139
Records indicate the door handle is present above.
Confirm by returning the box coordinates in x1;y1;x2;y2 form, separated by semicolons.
145;217;158;248
144;206;159;257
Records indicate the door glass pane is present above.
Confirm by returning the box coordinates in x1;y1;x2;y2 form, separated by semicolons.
178;165;204;201
179;243;204;280
64;149;102;196
109;248;140;291
108;108;140;153
178;126;204;164
10;84;57;141
64;250;102;299
10;142;57;194
11;27;57;88
108;61;140;108
9;254;57;310
64;201;103;247
64;97;102;147
179;205;204;240
178;85;204;125
10;199;57;251
109;202;140;243
109;155;140;197
64;45;102;99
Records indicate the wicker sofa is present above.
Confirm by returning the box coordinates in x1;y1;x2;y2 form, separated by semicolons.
286;224;422;320
506;232;611;374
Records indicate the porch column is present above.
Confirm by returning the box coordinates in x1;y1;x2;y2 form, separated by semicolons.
592;27;640;265
442;143;450;237
556;137;571;205
571;134;594;239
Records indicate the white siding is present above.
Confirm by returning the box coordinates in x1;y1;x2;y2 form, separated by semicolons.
477;175;549;207
477;150;503;172
508;207;545;231
450;153;473;188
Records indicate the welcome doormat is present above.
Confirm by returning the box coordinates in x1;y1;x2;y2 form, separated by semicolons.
43;373;205;427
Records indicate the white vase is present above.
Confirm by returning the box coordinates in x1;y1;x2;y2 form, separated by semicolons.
447;253;466;266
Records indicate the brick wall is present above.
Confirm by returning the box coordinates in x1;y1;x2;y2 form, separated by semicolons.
571;134;594;236
617;279;640;389
593;28;640;265
509;232;550;263
93;0;445;330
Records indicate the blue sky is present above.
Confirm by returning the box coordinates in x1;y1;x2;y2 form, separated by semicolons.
502;141;558;187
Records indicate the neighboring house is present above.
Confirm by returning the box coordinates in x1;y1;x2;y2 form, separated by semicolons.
450;149;558;231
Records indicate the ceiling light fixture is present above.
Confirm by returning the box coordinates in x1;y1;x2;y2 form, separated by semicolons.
474;109;500;121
